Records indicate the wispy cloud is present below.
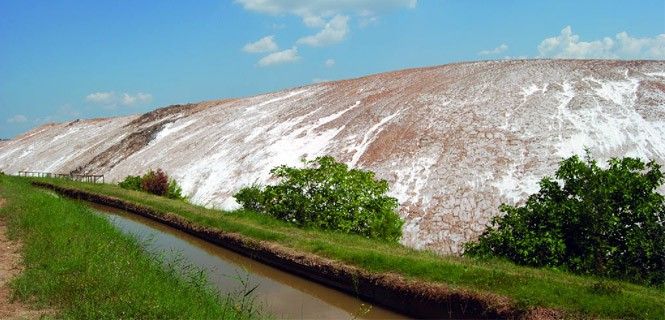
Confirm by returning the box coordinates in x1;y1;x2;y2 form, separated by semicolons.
297;15;349;47
57;104;80;117
325;58;335;67
32;104;81;125
258;47;300;67
85;91;115;104
302;13;326;28
7;114;27;124
538;26;665;59
243;35;279;53
235;0;416;16
121;92;153;106
85;91;153;107
358;11;379;28
478;43;508;56
237;0;417;50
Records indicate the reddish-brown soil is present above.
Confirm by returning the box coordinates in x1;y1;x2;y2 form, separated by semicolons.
0;197;52;319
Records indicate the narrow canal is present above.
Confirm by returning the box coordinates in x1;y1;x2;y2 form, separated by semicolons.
89;203;405;319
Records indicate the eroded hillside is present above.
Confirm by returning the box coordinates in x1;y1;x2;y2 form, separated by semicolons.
2;60;664;253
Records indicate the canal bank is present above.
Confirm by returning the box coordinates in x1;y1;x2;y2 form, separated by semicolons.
91;202;402;319
34;181;526;319
0;176;259;319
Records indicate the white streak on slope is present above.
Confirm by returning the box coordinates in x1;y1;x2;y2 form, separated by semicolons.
350;111;401;166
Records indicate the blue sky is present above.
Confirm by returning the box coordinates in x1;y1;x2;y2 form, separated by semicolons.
1;0;664;138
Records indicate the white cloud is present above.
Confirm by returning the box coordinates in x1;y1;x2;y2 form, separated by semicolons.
237;0;416;48
358;13;379;27
258;47;300;66
478;43;508;55
85;91;115;104
33;116;55;124
31;104;81;125
58;104;80;117
85;91;153;107
538;26;665;59
235;0;416;17
325;58;335;67
302;13;326;28
615;32;665;58
501;55;528;60
243;35;279;53
7;114;27;124
121;92;153;106
297;15;349;47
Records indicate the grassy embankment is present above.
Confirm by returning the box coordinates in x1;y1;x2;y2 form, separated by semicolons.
31;176;665;319
0;176;261;319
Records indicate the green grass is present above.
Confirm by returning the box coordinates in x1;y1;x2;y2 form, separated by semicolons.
34;177;665;319
0;176;262;319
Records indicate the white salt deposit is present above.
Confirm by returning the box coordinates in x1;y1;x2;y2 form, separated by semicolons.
1;60;663;254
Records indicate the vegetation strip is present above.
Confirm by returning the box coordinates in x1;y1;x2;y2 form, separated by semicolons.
0;197;53;319
32;178;665;319
0;177;257;319
35;180;528;319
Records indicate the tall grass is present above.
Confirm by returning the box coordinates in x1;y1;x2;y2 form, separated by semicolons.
0;176;262;319
36;177;665;318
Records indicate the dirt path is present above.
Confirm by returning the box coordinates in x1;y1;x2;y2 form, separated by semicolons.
0;197;52;319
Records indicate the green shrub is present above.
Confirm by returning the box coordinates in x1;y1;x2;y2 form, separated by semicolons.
234;156;403;242
234;185;264;212
118;175;142;191
465;152;665;286
166;178;186;200
119;169;186;201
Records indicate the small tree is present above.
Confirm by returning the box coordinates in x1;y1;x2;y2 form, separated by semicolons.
119;169;186;200
235;156;403;242
165;178;186;200
465;152;665;286
141;169;169;196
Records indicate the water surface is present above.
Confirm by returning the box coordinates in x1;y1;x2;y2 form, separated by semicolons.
90;203;405;319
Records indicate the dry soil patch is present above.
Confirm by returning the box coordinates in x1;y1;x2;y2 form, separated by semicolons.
0;197;52;319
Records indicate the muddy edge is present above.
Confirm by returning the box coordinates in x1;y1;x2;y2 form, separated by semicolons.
33;181;550;319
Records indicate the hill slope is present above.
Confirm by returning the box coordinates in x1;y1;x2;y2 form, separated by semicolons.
2;59;664;253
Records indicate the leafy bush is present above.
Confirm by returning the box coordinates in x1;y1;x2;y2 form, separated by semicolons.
166;178;186;200
141;169;169;196
118;175;142;191
119;169;186;200
234;184;264;212
465;152;665;286
234;156;403;242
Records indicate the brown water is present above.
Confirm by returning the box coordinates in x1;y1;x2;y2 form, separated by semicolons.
90;203;405;320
